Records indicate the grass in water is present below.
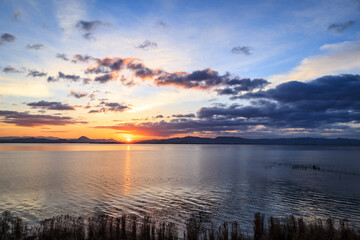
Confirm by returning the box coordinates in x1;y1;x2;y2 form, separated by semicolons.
1;210;360;239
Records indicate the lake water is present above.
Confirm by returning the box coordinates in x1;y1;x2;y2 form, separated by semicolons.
0;144;360;231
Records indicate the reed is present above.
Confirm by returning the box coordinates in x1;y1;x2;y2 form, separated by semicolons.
1;210;359;240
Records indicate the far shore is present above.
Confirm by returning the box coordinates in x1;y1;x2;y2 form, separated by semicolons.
1;136;360;146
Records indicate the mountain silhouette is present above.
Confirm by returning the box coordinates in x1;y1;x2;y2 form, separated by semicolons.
1;136;360;145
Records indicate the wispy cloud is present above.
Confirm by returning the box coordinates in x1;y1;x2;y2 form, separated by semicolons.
54;0;86;38
328;20;355;33
69;90;88;98
73;54;96;63
26;43;44;50
269;40;360;84
27;70;47;77
135;40;158;50
231;46;252;55
56;53;69;61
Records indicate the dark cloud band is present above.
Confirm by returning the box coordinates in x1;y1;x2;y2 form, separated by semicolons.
27;100;75;111
95;74;360;138
0;110;86;127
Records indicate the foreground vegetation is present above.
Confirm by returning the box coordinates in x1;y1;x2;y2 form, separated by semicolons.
1;211;360;240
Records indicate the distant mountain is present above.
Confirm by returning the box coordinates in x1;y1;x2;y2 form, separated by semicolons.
136;136;360;145
1;136;360;145
0;136;120;144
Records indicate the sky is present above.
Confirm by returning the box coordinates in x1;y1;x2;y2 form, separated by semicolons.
0;0;360;141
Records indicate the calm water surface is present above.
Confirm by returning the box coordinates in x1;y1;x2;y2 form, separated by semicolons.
0;144;359;230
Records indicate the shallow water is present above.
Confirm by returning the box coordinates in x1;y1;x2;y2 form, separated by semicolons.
0;144;359;230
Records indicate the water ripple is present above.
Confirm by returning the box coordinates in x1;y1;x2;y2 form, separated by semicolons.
0;144;360;231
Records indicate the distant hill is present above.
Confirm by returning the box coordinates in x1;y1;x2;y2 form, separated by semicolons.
1;136;360;145
136;136;360;145
0;136;120;144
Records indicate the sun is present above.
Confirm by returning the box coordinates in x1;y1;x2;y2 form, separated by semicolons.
126;138;132;142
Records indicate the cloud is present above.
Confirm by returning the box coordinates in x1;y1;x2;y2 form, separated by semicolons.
94;73;117;83
197;99;359;130
58;72;80;81
231;46;252;55
56;53;69;61
0;110;86;127
54;0;86;38
76;20;104;31
86;57;138;84
216;79;269;95
127;61;158;79
154;68;269;92
72;54;96;63
238;74;360;111
328;20;355;33
3;66;22;73
85;56;268;95
88;110;100;114
95;118;256;137
83;78;91;84
0;33;16;45
96;75;360;137
27;70;47;77
86;57;129;74
89;92;96;101
269;40;360;84
89;101;130;113
226;74;360;128
27;100;75;111
156;20;167;27
47;72;81;82
172;113;196;118
135;40;158;50
155;115;164;118
47;76;56;82
69;90;88;98
154;69;223;89
56;53;95;64
26;43;44;50
101;102;129;112
75;20;107;39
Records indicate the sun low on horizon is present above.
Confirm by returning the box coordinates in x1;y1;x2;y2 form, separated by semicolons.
0;0;360;141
